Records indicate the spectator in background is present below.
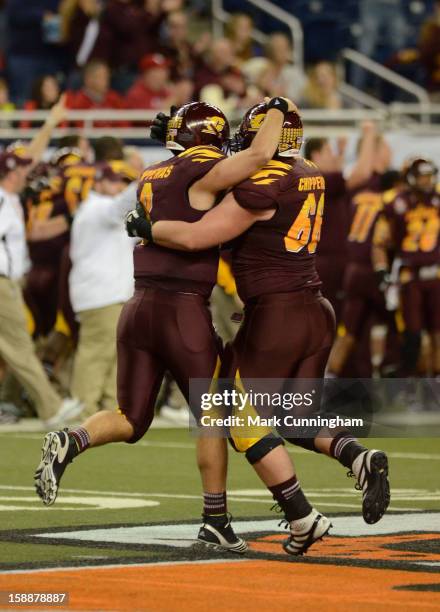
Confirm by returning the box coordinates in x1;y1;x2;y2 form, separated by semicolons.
5;0;66;104
197;38;264;114
418;0;440;98
25;75;61;111
104;0;176;87
126;54;174;110
255;32;305;101
66;59;126;126
60;0;110;71
173;78;195;106
160;10;197;80
301;61;347;110
225;13;259;65
25;74;61;110
21;75;61;128
194;38;242;95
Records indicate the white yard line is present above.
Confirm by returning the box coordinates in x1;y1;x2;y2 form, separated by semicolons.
2;433;440;461
0;485;424;512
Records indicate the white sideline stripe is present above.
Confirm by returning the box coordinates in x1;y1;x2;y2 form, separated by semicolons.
0;487;369;509
0;558;248;576
31;513;440;547
2;433;440;461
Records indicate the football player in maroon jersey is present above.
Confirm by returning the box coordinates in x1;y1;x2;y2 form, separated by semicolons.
372;158;440;380
326;133;396;378
35;98;297;554
304;123;377;324
127;102;391;552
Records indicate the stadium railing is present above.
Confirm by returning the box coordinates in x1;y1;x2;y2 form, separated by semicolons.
1;106;440;141
341;48;431;122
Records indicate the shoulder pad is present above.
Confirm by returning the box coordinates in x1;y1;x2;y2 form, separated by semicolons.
178;145;225;162
250;160;291;185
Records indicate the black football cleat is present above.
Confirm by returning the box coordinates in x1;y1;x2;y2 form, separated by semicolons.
197;514;248;554
34;429;76;505
349;449;390;524
283;509;332;556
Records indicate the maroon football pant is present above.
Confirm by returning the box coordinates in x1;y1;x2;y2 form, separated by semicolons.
340;262;401;377
342;262;386;337
23;263;59;337
57;244;79;343
400;278;440;333
230;289;335;379
117;287;220;442
223;289;335;452
316;254;346;325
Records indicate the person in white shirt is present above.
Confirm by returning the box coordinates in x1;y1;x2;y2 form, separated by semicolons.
0;148;82;426
69;162;137;418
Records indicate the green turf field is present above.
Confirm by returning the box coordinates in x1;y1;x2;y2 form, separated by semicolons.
0;429;439;570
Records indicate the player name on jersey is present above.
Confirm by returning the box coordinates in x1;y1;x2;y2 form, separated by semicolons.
298;175;326;191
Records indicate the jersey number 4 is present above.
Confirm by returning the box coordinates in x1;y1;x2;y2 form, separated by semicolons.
139;181;154;213
284;192;324;254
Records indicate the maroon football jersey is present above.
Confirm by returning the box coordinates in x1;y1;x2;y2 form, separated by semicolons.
384;187;440;268
53;162;97;215
317;171;349;256
231;156;324;301
346;173;383;265
25;186;70;266
134;145;225;295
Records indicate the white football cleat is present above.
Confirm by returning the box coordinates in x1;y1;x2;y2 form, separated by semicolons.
350;449;390;524
197;514;248;554
283;509;332;556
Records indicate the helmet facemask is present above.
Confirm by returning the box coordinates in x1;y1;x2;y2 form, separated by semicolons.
234;103;303;159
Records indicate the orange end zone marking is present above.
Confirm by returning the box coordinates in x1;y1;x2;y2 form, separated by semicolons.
0;560;440;611
250;533;440;564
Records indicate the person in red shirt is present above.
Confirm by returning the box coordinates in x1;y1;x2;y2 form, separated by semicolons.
125;53;173;110
66;59;126;127
21;75;61;129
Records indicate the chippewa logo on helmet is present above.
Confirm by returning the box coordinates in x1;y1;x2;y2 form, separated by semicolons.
234;102;303;159
166;102;230;152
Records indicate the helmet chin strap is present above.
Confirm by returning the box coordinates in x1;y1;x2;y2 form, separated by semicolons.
166;140;185;151
278;148;300;157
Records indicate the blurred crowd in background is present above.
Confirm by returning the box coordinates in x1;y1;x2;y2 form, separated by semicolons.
0;0;439;120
